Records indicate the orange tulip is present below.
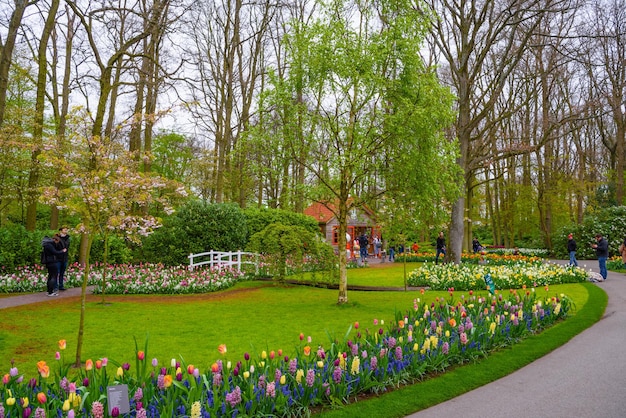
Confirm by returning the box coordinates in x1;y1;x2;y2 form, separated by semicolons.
303;346;311;356
85;359;93;371
37;392;47;404
218;344;227;355
58;339;67;350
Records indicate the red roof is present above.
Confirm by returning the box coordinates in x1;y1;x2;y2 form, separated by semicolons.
304;202;336;223
304;200;377;224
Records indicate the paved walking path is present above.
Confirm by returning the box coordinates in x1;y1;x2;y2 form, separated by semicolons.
407;262;626;418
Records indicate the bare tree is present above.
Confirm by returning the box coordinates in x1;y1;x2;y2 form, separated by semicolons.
0;0;33;127
423;0;571;261
578;0;626;205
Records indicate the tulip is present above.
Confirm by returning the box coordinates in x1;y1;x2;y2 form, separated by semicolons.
58;339;67;350
243;371;250;379
21;397;29;408
2;374;9;384
299;333;304;341
280;375;286;385
55;352;61;361
137;351;145;360
163;374;173;388
218;344;227;355
211;363;219;373
68;410;75;418
303;346;311;356
244;352;250;361
22;406;31;418
171;358;177;368
117;367;124;378
62;399;71;411
152;358;158;367
111;407;120;417
36;392;46;404
269;351;275;360
187;364;195;374
261;350;267;360
95;360;102;369
85;359;93;371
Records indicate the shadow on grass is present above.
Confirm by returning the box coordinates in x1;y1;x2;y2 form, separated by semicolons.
315;282;607;418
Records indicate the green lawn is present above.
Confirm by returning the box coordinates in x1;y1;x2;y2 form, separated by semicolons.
0;264;607;417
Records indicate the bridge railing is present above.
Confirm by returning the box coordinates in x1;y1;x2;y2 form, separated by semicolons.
188;250;259;274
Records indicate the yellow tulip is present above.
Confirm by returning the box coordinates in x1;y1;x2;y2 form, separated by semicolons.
243;371;250;379
117;367;124;378
62;399;71;411
280;375;286;385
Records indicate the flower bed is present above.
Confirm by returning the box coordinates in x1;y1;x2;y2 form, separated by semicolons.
407;262;588;291
396;251;541;265
0;289;571;417
0;263;248;295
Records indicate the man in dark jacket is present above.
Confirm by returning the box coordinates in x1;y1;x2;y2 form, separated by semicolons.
591;233;609;280
42;235;67;296
567;233;578;267
435;231;446;265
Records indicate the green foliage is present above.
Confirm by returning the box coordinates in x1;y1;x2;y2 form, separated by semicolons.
139;201;248;266
246;223;335;281
243;207;320;239
553;206;626;259
0;225;45;271
89;234;133;264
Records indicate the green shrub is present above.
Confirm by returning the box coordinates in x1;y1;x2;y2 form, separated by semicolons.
89;234;133;264
553;206;626;259
0;225;57;272
246;223;335;281
243;207;320;239
139;201;248;266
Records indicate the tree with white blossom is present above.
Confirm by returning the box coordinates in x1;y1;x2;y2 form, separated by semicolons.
40;109;187;366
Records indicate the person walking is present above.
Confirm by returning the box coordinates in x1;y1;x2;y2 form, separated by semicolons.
42;234;67;296
435;231;446;265
591;233;609;280
567;233;578;267
57;226;70;291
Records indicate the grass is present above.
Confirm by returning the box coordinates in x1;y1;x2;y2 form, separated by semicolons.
0;264;607;417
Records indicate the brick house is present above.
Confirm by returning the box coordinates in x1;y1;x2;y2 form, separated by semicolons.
303;201;380;255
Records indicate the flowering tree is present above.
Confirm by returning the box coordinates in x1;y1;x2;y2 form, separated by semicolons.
41;109;186;366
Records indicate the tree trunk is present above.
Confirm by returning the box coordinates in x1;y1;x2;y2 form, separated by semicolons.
0;0;29;127
26;0;60;231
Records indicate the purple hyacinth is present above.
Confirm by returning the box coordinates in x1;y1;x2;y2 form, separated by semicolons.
225;386;242;407
370;356;378;370
306;369;315;387
394;346;403;361
289;359;298;374
332;366;342;384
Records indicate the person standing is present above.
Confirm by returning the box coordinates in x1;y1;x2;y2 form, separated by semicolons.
57;226;70;291
472;237;482;253
591;233;609;280
567;233;578;267
619;238;626;269
373;235;382;258
42;235;67;296
435;231;446;265
358;233;369;264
